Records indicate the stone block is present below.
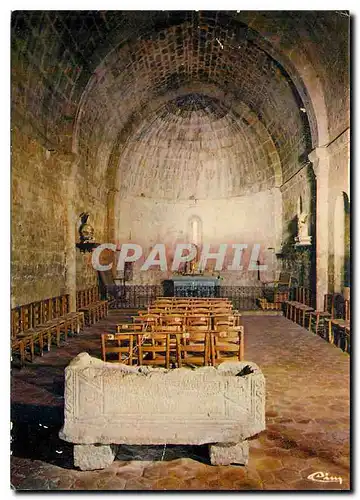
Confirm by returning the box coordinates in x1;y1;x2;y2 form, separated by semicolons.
209;441;249;466
60;353;265;445
59;353;265;469
74;444;119;471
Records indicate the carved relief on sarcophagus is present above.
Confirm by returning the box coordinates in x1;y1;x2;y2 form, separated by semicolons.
59;353;266;469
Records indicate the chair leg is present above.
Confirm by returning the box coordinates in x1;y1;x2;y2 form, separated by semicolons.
239;331;244;361
165;338;170;369
101;335;106;362
56;325;61;347
30;338;35;361
20;341;25;367
175;334;182;367
137;334;143;365
315;315;320;335
39;333;44;356
308;313;312;332
204;336;209;366
328;321;333;344
129;335;133;365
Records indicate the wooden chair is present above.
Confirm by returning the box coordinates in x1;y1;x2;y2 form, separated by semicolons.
185;314;211;330
178;330;210;367
11;337;26;366
12;295;85;367
101;332;137;364
161;314;184;329
285;287;314;326
164;309;187;315
16;304;48;360
307;294;333;336
152;303;169;311
77;286;108;326
264;271;291;299
212;301;233;308
133;313;160;331
155;298;174;303
11;307;22;339
31;301;53;353
153;325;183;333
210;326;244;365
138;332;181;369
189;307;210;314
169;304;189;311
344;325;351;353
117;323;144;333
147;308;165;315
327;298;350;351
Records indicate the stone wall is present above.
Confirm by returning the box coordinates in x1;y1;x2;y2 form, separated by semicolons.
327;131;350;292
280;164;316;288
11;126;108;307
11;126;68;306
11;11;350;306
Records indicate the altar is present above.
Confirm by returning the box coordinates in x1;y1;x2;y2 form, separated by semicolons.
163;276;221;297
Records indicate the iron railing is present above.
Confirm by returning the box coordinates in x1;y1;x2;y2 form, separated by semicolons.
106;284;265;310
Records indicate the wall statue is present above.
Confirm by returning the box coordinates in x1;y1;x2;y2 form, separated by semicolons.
79;212;95;243
295;211;311;246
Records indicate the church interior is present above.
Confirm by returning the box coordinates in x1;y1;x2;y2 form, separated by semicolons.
11;10;350;491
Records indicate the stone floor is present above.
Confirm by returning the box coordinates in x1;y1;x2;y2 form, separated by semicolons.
11;311;351;491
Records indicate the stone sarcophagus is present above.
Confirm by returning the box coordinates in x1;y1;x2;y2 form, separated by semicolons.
59;353;265;470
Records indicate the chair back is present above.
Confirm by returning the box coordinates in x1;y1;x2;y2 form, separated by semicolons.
333;293;346;319
32;301;42;328
20;304;33;330
11;307;22;338
345;299;350;322
185;314;210;329
278;272;291;286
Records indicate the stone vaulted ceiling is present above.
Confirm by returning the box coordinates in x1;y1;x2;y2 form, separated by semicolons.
11;10;349;198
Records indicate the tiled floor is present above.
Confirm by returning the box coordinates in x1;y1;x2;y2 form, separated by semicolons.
11;312;350;491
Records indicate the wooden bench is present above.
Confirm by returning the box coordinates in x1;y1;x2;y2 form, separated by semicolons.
76;286;108;326
11;294;84;366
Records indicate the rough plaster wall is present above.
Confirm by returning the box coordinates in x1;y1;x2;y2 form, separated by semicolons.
115;189;280;285
72;158;109;291
280;165;315;288
11;128;109;306
117;95;279;201
11;126;68;306
327;132;350;291
75;251;98;290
